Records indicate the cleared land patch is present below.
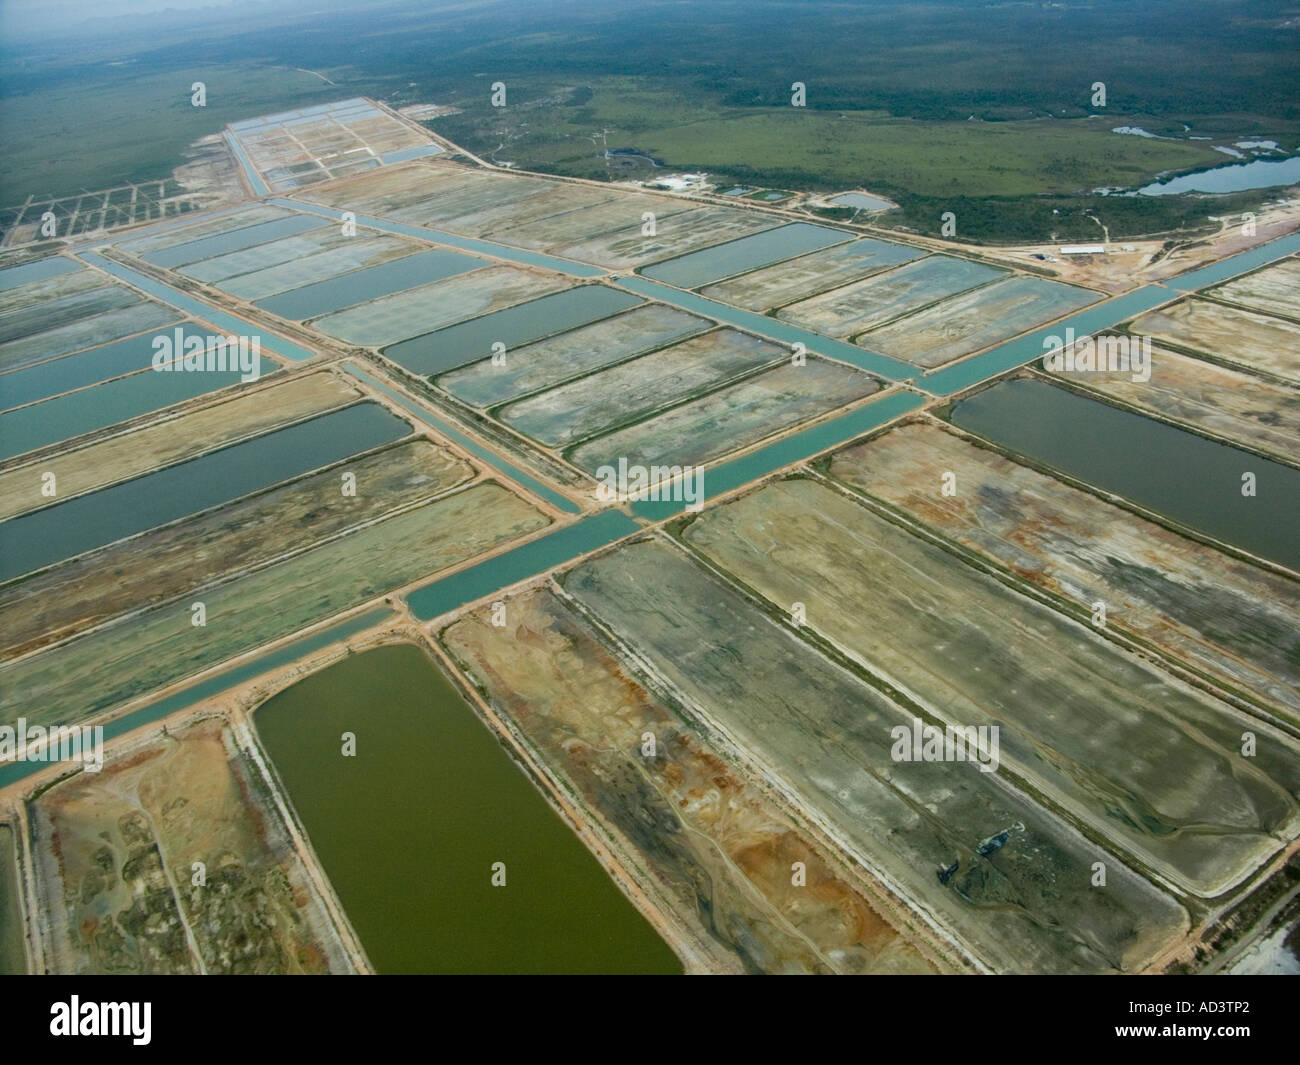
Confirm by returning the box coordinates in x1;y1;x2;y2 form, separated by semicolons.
443;588;940;974
557;205;778;271
1129;298;1300;384
700;238;924;311
499;328;785;448
437;305;711;408
829;419;1300;721
29;717;350;974
487;196;698;253
0;824;24;973
567;359;879;473
563;538;1187;973
779;255;1006;338
1208;258;1300;320
684;477;1300;897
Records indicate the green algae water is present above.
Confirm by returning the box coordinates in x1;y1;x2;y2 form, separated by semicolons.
253;643;682;974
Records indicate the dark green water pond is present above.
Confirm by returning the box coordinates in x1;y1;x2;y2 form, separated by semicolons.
253;643;682;974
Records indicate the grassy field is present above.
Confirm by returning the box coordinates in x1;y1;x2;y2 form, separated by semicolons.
442;96;1224;198
0;62;342;202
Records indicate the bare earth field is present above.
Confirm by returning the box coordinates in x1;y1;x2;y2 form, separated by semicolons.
0;482;549;730
1208;258;1300;320
682;477;1300;898
490;196;698;253
828;419;1300;722
1129;298;1300;384
0;823;24;972
564;206;777;271
441;588;942;974
29;716;352;974
567;358;880;473
562;538;1188;974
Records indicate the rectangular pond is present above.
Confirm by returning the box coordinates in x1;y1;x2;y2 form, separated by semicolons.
780;255;1006;338
0;353;277;461
382;285;643;377
700;238;924;311
0;401;409;581
0;256;81;292
0;285;141;345
640;222;849;288
255;248;481;321
950;377;1300;570
142;214;322;269
252;643;682;973
0;302;183;373
0;320;209;410
499;329;785;448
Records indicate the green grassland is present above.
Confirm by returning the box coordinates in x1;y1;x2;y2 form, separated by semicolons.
437;86;1223;196
0;61;342;202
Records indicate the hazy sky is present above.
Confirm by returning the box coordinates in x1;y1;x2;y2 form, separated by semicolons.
0;0;364;35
